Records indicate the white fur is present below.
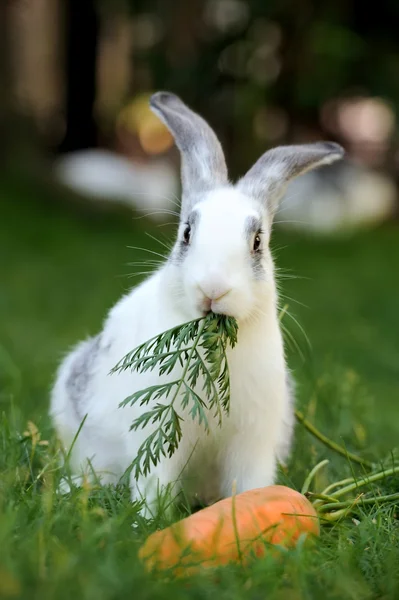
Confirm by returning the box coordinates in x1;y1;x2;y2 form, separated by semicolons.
50;186;293;515
50;92;343;516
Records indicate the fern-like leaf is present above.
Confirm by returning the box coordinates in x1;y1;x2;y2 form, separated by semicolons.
113;313;238;480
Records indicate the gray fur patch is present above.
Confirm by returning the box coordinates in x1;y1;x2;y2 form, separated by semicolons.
66;334;102;421
188;208;200;229
252;256;265;280
245;215;265;279
245;215;262;241
171;208;201;264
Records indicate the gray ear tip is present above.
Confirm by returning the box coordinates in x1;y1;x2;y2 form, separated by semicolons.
320;141;345;159
150;91;181;111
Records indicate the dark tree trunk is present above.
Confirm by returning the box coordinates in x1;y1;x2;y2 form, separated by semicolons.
59;0;99;153
0;0;11;167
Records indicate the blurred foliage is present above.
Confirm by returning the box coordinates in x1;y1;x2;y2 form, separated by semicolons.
97;0;399;173
2;0;399;179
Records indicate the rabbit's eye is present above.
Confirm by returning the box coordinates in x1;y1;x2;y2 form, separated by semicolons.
253;233;261;252
183;225;191;245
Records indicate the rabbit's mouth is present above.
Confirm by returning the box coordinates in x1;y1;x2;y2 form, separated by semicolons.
198;287;233;316
201;296;212;314
199;301;236;319
199;297;230;318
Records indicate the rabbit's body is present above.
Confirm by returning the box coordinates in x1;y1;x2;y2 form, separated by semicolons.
51;191;291;510
50;93;344;515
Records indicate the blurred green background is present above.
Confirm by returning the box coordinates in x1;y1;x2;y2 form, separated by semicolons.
1;0;398;466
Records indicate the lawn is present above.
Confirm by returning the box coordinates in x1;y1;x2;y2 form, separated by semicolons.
1;172;399;599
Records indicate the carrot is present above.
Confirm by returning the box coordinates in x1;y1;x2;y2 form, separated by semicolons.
138;485;319;574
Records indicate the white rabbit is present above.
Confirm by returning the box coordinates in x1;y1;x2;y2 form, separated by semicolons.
50;92;344;515
54;150;179;222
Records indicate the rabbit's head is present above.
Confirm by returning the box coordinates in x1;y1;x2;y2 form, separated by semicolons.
150;92;344;321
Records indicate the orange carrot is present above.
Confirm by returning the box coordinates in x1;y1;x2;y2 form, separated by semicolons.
139;485;319;574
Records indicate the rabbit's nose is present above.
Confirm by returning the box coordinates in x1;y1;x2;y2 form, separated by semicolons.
198;283;232;303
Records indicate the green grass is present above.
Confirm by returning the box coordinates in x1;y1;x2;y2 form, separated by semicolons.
1;172;399;599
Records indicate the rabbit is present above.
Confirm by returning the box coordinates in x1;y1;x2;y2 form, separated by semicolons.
50;92;344;516
55;149;179;222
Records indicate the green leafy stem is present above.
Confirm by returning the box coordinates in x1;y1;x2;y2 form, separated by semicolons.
111;313;238;480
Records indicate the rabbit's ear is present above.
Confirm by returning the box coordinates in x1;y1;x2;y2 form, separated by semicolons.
150;92;228;219
237;142;344;220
